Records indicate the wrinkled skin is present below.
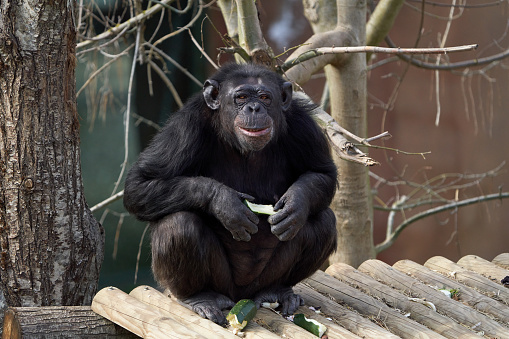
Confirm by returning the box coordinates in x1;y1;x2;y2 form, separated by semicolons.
124;63;338;325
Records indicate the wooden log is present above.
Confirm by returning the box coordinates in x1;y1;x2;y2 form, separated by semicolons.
129;285;277;339
394;259;509;323
253;308;315;338
425;256;509;304
457;255;509;284
129;286;236;339
92;286;205;338
304;270;446;339
294;283;399;339
2;306;137;339
295;305;362;339
492;253;509;270
326;263;479;339
359;259;509;338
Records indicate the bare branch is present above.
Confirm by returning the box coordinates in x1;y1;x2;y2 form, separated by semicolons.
187;29;219;69
90;191;124;213
295;92;380;167
111;26;141;196
375;191;509;254
77;45;134;98
386;36;509;70
283;29;352;85
281;44;478;73
77;0;175;50
144;42;203;87
147;59;183;107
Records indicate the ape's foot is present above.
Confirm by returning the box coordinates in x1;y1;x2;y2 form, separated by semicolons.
253;286;304;315
181;291;235;325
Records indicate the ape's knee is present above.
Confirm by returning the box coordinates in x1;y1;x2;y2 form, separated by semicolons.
320;208;337;251
150;212;210;298
300;208;337;253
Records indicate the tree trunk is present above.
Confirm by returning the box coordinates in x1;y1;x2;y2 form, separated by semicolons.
303;0;375;267
0;0;104;314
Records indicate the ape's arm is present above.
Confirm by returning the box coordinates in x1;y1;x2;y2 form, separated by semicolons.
123;106;258;240
268;103;337;241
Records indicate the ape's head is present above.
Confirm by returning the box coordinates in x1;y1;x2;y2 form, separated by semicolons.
203;63;292;153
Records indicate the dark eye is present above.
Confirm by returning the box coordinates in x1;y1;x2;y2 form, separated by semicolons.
235;94;248;105
259;94;271;104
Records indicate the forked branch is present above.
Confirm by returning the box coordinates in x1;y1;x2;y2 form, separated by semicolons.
294;92;380;167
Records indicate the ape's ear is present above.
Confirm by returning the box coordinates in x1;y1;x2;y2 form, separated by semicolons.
203;80;220;110
281;82;292;112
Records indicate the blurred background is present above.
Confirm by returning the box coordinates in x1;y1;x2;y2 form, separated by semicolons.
76;0;509;291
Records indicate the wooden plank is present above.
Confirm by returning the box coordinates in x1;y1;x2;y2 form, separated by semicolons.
92;286;205;338
130;286;256;339
425;256;509;304
457;255;509;284
304;270;445;339
359;259;509;338
326;263;479;339
394;259;509;323
2;306;137;339
253;308;314;338
295;283;400;339
492;253;509;270
295;305;362;339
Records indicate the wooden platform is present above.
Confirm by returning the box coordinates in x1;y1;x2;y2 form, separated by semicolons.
4;254;509;338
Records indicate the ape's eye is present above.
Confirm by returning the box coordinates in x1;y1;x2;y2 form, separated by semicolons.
259;94;271;104
234;94;248;106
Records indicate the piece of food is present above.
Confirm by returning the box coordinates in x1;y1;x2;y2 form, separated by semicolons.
244;200;277;215
292;313;327;337
261;301;280;309
227;299;257;334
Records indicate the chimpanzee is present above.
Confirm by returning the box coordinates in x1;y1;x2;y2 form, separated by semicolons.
124;63;337;325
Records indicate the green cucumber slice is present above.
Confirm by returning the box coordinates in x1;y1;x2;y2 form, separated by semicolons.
226;299;257;333
244;200;277;216
293;313;327;337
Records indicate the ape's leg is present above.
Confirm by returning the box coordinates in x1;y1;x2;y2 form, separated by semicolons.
151;211;235;324
254;208;337;314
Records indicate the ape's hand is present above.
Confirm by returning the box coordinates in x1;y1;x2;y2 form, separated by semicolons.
209;186;259;241
268;187;310;241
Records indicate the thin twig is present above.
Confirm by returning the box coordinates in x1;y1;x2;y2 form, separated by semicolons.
112;214;125;260
363;131;392;144
144;42;203;87
77;25;130;56
150;0;204;49
187;28;219;69
134;224;150;284
77;45;134;98
77;0;174;50
280;44;478;72
359;144;431;158
386;36;509;70
111;27;141;196
147;59;183;107
132;113;162;131
375;191;509;253
90;190;125;212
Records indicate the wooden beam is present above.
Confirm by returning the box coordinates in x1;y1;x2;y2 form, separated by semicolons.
2;306;137;339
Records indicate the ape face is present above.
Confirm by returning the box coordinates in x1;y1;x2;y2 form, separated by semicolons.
203;75;292;153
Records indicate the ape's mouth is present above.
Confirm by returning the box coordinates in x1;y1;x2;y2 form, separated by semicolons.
239;127;272;137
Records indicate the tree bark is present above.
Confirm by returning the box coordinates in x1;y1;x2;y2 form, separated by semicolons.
302;0;375;267
0;0;104;313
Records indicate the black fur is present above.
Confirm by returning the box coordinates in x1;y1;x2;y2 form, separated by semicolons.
124;63;337;325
